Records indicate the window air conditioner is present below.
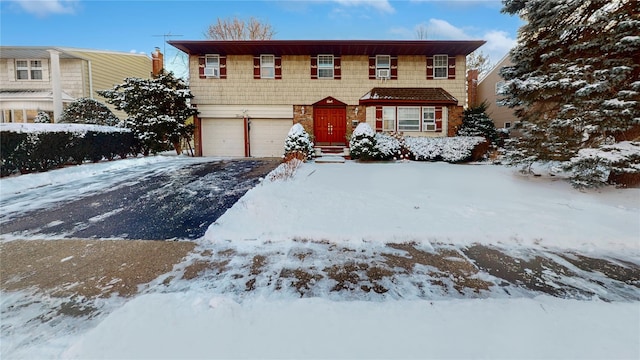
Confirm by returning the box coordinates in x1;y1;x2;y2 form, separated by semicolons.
424;124;436;131
377;69;390;79
204;67;219;77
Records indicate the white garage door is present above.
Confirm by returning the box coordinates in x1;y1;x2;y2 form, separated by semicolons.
249;119;292;157
201;118;245;157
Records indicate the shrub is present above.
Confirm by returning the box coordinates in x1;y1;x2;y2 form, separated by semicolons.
349;123;379;160
59;98;119;126
405;136;486;163
284;123;314;160
34;111;51;124
0;123;136;176
457;101;501;146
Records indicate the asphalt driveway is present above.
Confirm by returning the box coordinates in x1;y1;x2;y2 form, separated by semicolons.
0;158;280;240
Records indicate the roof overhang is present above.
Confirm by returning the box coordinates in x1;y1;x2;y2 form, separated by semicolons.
359;88;458;106
0;90;75;111
168;40;486;57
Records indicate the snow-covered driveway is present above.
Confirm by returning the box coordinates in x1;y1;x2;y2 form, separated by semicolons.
0;156;279;240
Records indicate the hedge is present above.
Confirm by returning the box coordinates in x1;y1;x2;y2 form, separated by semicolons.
1;123;138;176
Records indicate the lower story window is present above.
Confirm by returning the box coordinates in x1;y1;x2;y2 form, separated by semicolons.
423;107;436;131
382;107;396;131
397;107;420;131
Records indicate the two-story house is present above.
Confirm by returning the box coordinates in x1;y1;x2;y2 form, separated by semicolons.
0;46;153;123
473;54;518;130
169;40;485;157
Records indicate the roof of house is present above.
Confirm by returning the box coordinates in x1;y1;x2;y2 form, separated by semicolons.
0;46;150;60
168;40;485;57
359;87;458;105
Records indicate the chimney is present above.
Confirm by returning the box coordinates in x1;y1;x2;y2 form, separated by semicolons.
467;69;479;108
152;47;163;77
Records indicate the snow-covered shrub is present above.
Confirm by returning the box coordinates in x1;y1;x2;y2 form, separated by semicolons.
284;123;314;160
374;132;410;160
59;98;119;126
405;136;486;163
0;124;135;176
565;141;640;188
267;157;303;182
34;111;51;124
349;123;379;160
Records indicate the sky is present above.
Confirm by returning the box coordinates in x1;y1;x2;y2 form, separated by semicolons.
0;0;523;76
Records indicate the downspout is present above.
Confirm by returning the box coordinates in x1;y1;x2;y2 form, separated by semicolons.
244;116;251;157
87;59;94;99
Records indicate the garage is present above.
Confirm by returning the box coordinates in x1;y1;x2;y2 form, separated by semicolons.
201;118;245;157
249;118;292;157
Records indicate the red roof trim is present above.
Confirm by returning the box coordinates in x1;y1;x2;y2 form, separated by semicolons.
169;40;485;57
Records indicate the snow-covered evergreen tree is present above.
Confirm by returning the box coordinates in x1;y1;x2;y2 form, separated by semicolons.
97;71;196;155
284;123;314;160
349;123;379;160
457;101;501;145
59;98;119;126
34;111;51;124
500;0;640;187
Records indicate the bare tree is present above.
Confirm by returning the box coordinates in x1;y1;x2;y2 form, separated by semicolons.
415;24;428;40
466;50;492;77
206;16;275;40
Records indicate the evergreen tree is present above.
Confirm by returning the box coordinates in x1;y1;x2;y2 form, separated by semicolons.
34;111;51;124
59;98;119;126
98;72;196;155
457;101;501;145
500;0;640;186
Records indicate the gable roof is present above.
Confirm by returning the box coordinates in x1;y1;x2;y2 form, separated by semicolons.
169;40;485;57
359;88;458;105
0;46;150;60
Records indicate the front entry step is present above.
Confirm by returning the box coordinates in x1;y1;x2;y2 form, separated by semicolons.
315;155;346;164
314;146;350;163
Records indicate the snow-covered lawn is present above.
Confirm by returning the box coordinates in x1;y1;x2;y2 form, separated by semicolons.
2;158;639;359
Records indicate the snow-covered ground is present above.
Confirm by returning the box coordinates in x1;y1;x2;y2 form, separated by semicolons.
1;157;639;359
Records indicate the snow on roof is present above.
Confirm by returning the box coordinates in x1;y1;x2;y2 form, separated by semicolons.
0;123;128;134
0;90;75;102
359;88;458;105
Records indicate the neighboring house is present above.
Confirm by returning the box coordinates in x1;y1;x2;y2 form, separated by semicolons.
169;40;485;157
0;46;153;123
475;54;518;130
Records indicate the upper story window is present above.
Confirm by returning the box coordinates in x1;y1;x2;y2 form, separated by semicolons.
260;55;275;79
376;55;391;79
317;55;334;79
16;60;43;80
433;55;448;79
204;55;220;78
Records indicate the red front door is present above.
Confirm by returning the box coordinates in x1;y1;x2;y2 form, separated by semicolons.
314;107;346;145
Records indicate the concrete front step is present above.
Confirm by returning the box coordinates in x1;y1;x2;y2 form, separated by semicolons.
315;155;346;163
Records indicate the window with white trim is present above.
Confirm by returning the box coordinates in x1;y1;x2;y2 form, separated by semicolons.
16;60;43;80
317;55;334;79
382;107;396;131
422;107;436;131
433;55;448;79
376;55;390;79
397;107;420;131
204;55;220;78
260;55;275;79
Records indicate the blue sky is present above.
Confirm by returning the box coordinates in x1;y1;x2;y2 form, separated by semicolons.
0;0;523;76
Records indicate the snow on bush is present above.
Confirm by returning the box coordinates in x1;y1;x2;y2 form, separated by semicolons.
349;123;379;160
283;123;314;160
566;141;640;188
59;98;119;126
405;136;486;163
374;133;402;160
34;111;51;124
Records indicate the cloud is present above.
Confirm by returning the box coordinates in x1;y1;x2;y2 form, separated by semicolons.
332;0;395;13
8;0;79;17
424;19;471;40
388;19;517;65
